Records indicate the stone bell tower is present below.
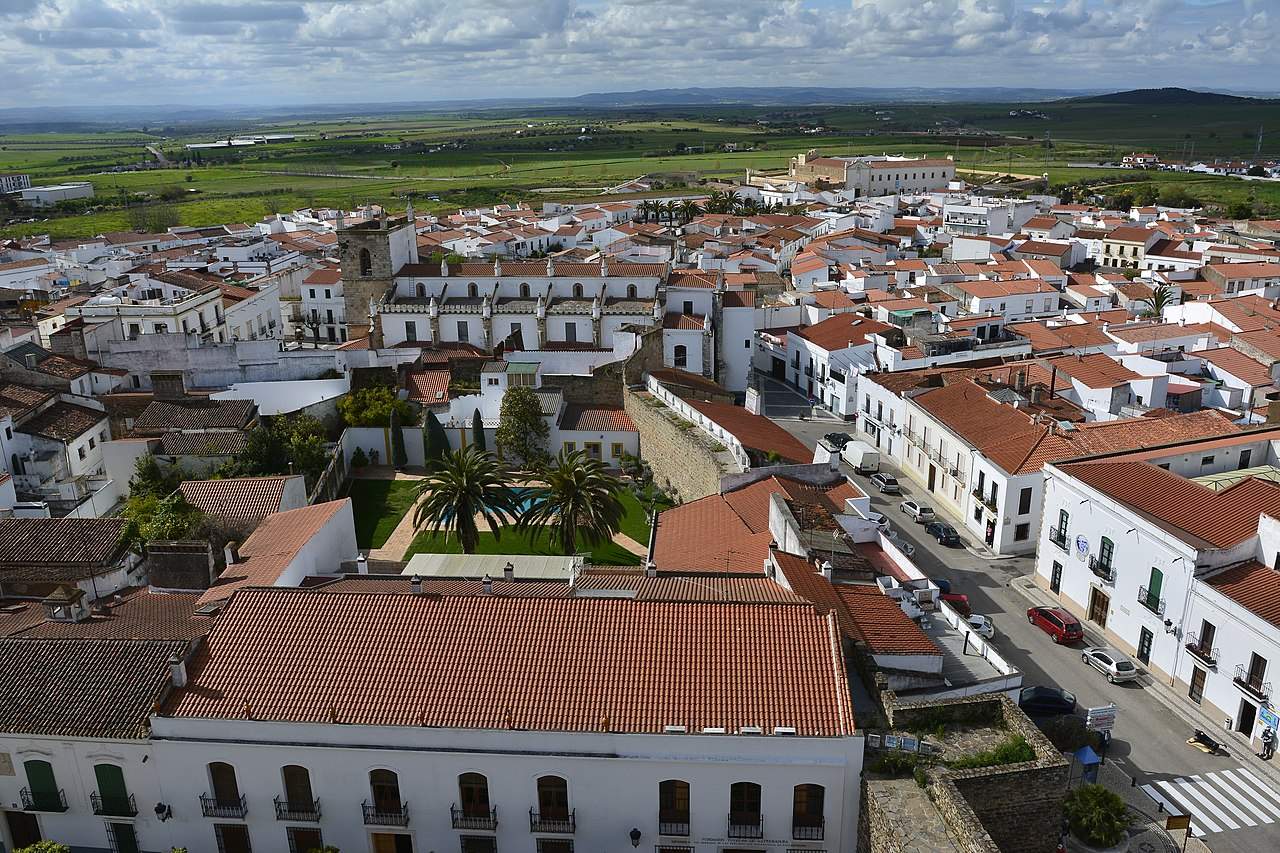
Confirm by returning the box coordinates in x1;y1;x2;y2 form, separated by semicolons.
337;209;417;344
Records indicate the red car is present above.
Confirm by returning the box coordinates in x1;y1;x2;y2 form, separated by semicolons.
941;592;971;617
1027;606;1083;644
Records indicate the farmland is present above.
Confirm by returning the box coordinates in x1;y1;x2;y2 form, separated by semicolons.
4;96;1280;239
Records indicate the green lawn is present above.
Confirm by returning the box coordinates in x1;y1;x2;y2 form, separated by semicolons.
348;479;420;549
407;527;641;566
617;489;671;546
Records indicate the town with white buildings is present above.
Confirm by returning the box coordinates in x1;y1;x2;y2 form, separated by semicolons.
6;118;1280;853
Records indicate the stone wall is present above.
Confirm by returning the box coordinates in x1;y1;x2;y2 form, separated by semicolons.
624;388;728;502
146;541;215;591
859;778;907;853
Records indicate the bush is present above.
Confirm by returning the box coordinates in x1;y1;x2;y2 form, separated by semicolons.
947;734;1036;770
1064;784;1130;848
869;751;920;777
350;447;368;468
16;843;71;853
339;385;415;428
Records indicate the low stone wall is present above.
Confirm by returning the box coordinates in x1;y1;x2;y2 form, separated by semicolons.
859;778;908;853
623;388;728;502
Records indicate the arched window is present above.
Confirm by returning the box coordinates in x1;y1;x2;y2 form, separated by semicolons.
626;284;638;299
369;769;403;817
520;282;530;298
659;779;690;832
23;759;62;811
359;248;372;277
458;772;491;818
792;784;825;837
93;763;130;816
468;283;479;298
281;765;315;813
572;283;584;299
536;775;570;821
416;283;425;298
208;762;240;808
673;344;688;368
729;781;762;832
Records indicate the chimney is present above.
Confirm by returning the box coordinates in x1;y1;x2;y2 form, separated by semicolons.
1030;386;1043;404
356;552;368;574
410;574;423;595
223;541;239;566
482;574;494;595
22;353;37;370
503;561;514;581
151;370;186;401
1014;369;1027;390
1048;365;1057;398
168;654;187;688
821;561;834;581
645;560;657;578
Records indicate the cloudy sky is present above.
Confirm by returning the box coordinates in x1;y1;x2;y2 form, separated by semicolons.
1;0;1276;108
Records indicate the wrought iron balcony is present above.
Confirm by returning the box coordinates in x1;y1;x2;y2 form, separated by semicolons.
1184;635;1218;667
91;792;137;817
274;796;321;822
21;788;67;812
451;803;497;830
363;799;410;826
1234;664;1272;701
793;816;826;840
727;813;764;838
1137;585;1166;616
658;813;690;836
1088;556;1115;583
1049;526;1068;550
529;807;575;833
200;793;247;819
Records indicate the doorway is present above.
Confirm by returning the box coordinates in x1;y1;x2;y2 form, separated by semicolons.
1087;587;1110;628
1238;699;1258;736
1137;627;1153;665
1050;561;1063;594
771;357;785;380
1189;667;1206;704
5;811;41;848
927;464;937;492
984;519;995;547
371;833;414;853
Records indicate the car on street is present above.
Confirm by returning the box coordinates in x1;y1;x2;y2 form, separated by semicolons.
899;499;935;523
824;432;853;449
1081;647;1139;683
925;521;961;546
967;614;995;638
869;473;900;494
941;592;971;617
1027;606;1084;644
933;577;952;594
1018;685;1077;717
863;510;890;530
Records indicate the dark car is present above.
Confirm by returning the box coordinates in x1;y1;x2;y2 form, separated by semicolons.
1019;685;1077;717
824;432;853;449
933;577;952;595
925;521;961;546
1027;606;1085;644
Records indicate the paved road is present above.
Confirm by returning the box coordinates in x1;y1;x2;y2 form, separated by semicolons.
773;414;1280;853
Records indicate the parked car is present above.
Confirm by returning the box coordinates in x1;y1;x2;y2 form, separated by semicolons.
869;473;900;494
1082;647;1139;683
1026;606;1084;644
967;614;995;639
941;592;971;617
899;499;935;523
863;510;890;530
824;432;853;449
925;521;961;546
932;577;952;595
1019;685;1077;717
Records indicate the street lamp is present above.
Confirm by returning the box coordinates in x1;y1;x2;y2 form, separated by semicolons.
154;801;172;821
629;827;642;847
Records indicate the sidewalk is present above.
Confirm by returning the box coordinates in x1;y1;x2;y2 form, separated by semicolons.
1010;574;1280;797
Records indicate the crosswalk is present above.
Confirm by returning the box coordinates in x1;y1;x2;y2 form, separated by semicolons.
1141;767;1280;836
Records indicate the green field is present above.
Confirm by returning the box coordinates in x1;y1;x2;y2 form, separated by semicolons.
348;478;420;549
5;98;1280;239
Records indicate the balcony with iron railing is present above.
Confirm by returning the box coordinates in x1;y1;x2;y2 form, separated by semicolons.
363;800;410;826
451;804;498;831
200;793;247;819
1088;555;1115;584
21;788;67;812
1184;634;1218;668
91;792;137;817
658;811;690;836
1234;664;1272;701
274;796;321;822
1137;585;1166;616
793;816;825;840
727;813;764;838
529;807;575;833
1049;526;1068;550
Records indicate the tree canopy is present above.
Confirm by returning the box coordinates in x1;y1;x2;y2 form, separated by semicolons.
495;385;548;467
338;385;415;428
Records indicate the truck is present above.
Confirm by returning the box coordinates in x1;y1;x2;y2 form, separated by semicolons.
841;440;880;474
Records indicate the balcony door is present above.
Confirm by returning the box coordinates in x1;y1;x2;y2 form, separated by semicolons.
536;775;569;821
209;762;240;807
282;765;314;813
459;773;490;818
370;769;402;814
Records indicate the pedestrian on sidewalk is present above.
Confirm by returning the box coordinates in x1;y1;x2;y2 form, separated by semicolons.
1261;726;1276;760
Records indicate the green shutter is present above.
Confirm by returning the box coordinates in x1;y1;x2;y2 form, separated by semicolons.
1149;567;1163;599
24;760;57;795
95;764;128;800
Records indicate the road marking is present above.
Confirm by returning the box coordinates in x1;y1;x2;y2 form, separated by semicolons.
1235;767;1280;810
1142;783;1207;836
1144;767;1280;835
1219;768;1280;819
1169;777;1236;830
1188;775;1257;826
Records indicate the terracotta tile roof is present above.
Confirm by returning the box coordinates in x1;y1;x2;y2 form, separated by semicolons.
0;637;188;738
0;518;131;582
1232;329;1280;360
663;312;706;330
1107;225;1155;244
18;400;105;442
682;399;810;462
1062;460;1280;548
1016;240;1071;256
794;313;894;351
1205;561;1280;628
1106;322;1218;344
1046;353;1140;388
405;369;451;404
304;267;341;286
1196;346;1275;387
0;383;53;420
163;588;855;736
336;337;369;350
955;278;1058;299
198;499;349;605
810;290;856;309
559;405;636;432
133;398;256;433
157;431;247;456
834;584;942;656
179;475;297;523
4;587;209;640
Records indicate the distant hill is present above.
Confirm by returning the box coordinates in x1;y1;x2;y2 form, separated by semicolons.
564;86;1103;107
1069;87;1268;105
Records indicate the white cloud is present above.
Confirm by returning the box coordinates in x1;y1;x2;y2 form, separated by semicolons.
0;0;1277;107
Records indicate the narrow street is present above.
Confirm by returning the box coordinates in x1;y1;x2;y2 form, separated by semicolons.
773;413;1280;853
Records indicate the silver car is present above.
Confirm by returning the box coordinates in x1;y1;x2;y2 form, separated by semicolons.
1081;647;1139;683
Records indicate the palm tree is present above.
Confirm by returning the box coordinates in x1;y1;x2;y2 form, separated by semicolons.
412;447;521;554
1138;283;1178;318
705;190;727;213
637;200;655;223
737;195;760;216
662;200;678;224
518;449;626;556
679;199;702;224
